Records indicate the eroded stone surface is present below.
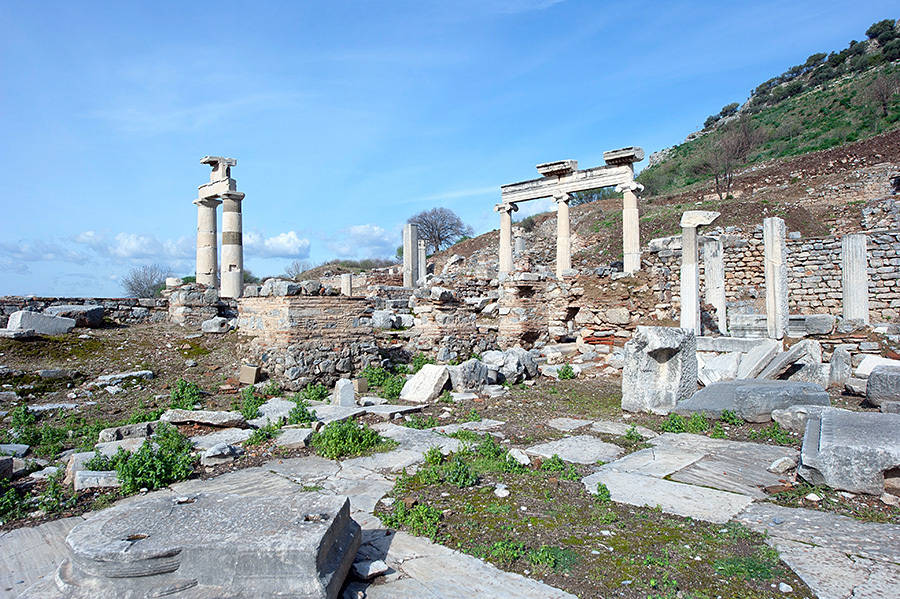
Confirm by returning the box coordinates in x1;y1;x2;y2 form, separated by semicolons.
526;435;623;465
622;326;697;415
674;379;829;422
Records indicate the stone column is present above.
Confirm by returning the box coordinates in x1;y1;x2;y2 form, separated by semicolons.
340;273;353;296
496;203;516;279
841;233;869;324
514;235;525;257
402;224;419;288
220;192;245;299
417;239;427;284
617;178;644;274
554;192;571;277
764;217;788;340
194;197;221;288
702;237;727;334
679;211;720;335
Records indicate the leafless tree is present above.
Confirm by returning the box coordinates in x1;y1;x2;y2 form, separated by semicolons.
865;73;900;117
122;264;171;298
407;208;473;254
696;117;766;200
283;260;313;280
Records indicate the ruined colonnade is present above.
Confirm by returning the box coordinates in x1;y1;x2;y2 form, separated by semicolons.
194;156;245;298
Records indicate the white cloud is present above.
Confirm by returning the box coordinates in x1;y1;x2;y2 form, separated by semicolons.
0;239;85;264
244;231;311;259
328;224;397;259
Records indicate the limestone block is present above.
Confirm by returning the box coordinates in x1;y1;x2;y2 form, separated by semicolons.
190;428;252;451
276;427;314;449
736;340;780;379
604;306;631;325
501;347;538;383
160;409;246;428
622;326;697;415
7;310;75;335
772;405;843;433
73;470;120;492
866;365;900;406
333;379;356;407
24;493;361;598
97;421;158;444
399;364;449;403
856;355;900;378
200;442;243;466
43;305;105;328
674;380;829;422
370;310;397;329
758;340;821;380
844;377;867;396
201;316;230;334
64;451;95;485
248;398;297;428
447;359;489;392
827;346;852;388
525;435;623;464
697;352;741;386
239;364;260;385
799;410;900;495
96;370;154;385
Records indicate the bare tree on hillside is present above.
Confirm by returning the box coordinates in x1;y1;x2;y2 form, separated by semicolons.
408;208;473;254
122;264;171;298
864;73;900;117
284;260;313;280
696;117;766;200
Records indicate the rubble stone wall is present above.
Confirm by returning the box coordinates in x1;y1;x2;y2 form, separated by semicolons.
412;294;499;360
647;228;900;323
0;297;168;328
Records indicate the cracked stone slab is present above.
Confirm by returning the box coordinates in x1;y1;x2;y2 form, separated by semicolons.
590;420;658;439
190;428;252;450
582;470;753;523
0;516;85;597
547;417;593;432
525;435;623;465
247;397;297;428
372;422;461;454
310;404;367;425
429;419;504;435
734;503;900;564
599;445;704;478
362;404;424;420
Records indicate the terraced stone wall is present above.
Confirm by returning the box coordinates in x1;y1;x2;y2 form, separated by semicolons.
0;297;168;328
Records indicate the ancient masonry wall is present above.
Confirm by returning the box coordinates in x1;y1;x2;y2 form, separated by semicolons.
647;227;900;323
237;296;380;386
412;293;499;359
0;297;168;328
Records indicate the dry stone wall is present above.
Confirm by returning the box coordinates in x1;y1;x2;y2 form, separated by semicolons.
0;297;168;328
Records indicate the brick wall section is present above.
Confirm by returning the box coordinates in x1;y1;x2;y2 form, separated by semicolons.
646;227;900;323
0;296;167;328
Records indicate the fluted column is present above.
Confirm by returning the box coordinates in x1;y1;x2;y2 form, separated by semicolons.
617;177;644;274
554;192;571;277
220;191;245;298
496;203;517;279
194;197;221;288
841;234;869;324
764;217;788;340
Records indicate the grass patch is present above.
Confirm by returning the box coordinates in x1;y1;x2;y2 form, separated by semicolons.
310;420;397;459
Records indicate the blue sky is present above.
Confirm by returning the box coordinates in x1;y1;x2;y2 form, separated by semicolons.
0;0;895;296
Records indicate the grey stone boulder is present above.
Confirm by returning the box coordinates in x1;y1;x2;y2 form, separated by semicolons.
160;409;245;428
73;470;120;492
22;493;361;599
370;310;397;329
622;326;697;415
827;346;852;388
799;410;900;495
447;359;489;392
201;316;230;333
758;339;821;380
855;355;900;378
0;456;12;479
430;286;454;302
332;379;356;407
97;421;158;443
276;427;314;449
190;428;252;450
0;443;29;457
735;340;780;379
7;310;75;335
44;305;105;328
248;398;297;428
200;442;244;466
674;380;830;422
866;365;900;407
771;404;849;433
96;370;154;385
300;279;323;295
399;364;449;403
501;347;539;383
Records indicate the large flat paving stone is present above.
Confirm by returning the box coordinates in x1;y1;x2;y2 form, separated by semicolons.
547;417;592;432
0;516;85;599
372;422;461;454
582;470;753;523
526;435;623;465
22;493;361;599
598;445;704;478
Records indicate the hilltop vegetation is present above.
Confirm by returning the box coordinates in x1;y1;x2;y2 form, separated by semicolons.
639;18;900;198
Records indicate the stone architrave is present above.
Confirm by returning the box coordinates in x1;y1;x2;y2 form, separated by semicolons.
702;237;727;334
340;273;353;296
622;326;697;414
497;147;643;278
21;493;362;598
220;191;246;299
673;380;829;422
402;224;419;288
763;217;788;340
841;233;869;324
417;239;427;283
495;203;518;278
554;192;572;277
679;211;720;335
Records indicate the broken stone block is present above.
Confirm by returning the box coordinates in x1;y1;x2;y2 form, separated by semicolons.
674;380;829;423
767;456;797;474
96;370;154;385
22;493;361;599
239;363;260;385
248;397;297;428
97;421;158;443
333;379;356;407
73;470;120;492
501;347;538;383
771;404;841;433
525;435;623;465
0;443;29;457
351;558;389;581
399;364;449;403
64;451;95;485
43;305;105;328
94;438;145;458
844;377;867;396
622;326;697;415
758;339;821;380
736;340;780;379
370;310;397;329
200;442;243;466
276;427;314;449
697;351;741;386
7;310;75;335
0;328;35;339
799;410;900;495
447;359;489;392
855;355;900;378
866;365;900;407
160;409;246;428
190;428;252;450
201;316;230;333
827;346;852;389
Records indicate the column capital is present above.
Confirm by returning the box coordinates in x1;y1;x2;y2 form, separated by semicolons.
494;202;519;213
193;196;222;208
221;191;245;201
552;192;569;204
615;181;645;194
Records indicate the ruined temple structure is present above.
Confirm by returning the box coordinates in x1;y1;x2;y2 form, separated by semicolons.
496;147;644;278
194;156;245;299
